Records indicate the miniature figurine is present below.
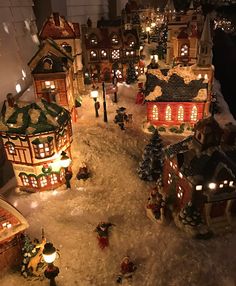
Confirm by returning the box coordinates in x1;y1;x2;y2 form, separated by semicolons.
95;222;114;250
65;169;73;189
114;107;129;130
76;162;90;180
135;82;145;104
116;256;137;284
146;187;166;223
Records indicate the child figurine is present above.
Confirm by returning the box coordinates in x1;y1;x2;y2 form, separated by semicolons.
116;256;137;284
76;162;90;180
114;107;129;130
95;222;114;250
146;188;166;220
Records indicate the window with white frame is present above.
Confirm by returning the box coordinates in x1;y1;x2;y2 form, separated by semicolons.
152;105;158;120
111;49;120;60
39;176;47;187
30;176;38;188
180;44;189;57
165;105;172;121
21;174;30;186
177;106;184;121
32;137;54;159
5;142;16;155
43;80;56;90
177;186;184;199
50;173;58;185
190;105;198;121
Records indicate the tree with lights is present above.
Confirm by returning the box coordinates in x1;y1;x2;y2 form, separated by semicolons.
137;129;164;181
126;62;138;84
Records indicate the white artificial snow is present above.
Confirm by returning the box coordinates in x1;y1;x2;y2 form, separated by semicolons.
0;82;236;286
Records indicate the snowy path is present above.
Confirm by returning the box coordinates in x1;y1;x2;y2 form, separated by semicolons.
1;83;236;286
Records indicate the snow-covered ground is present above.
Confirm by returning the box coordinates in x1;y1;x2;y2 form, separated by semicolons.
0;82;236;286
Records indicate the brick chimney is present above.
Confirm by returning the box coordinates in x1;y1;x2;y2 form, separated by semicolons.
53;12;60;27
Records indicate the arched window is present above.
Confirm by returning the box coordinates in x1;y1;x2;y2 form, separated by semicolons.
90;50;98;61
177;186;184;200
89;34;98;46
43;57;53;70
101;49;108;60
191;105;198;121
177;106;184;121
180;44;189;57
110;33;119;45
152;105;158;120
165;105;172;121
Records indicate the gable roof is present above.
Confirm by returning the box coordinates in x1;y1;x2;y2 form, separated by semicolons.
39;13;80;40
0;196;28;242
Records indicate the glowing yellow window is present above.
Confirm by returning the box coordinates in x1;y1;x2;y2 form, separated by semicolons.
165;105;172;121
190;106;198;121
178;106;184;121
152;105;158;120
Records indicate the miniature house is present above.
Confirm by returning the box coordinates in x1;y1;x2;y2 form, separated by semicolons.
144;14;214;128
28;38;77;122
163;116;236;232
39;13;84;93
0;97;73;192
0;196;28;271
82;19;140;82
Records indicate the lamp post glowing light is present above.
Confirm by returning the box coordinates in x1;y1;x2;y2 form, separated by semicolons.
90;85;99;117
43;242;59;286
61;151;72;189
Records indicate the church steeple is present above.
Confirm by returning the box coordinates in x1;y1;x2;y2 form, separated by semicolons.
197;14;213;67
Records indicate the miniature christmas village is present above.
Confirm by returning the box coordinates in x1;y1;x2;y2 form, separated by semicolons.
0;1;236;285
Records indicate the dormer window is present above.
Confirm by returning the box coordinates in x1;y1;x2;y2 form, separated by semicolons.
111;34;119;45
32;137;54;159
89;34;98;46
43;57;53;70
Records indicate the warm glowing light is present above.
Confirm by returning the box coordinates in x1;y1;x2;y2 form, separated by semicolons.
16;84;21;93
224;180;228;184
219;184;224;188
196;185;202;191
146;26;151;32
208;183;216;190
43;243;57;263
152;105;158;120
229;181;234;187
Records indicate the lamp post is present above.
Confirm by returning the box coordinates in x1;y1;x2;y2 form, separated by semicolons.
60;151;72;189
90;85;99;117
112;70;118;103
102;82;108;123
43;242;59;286
146;26;151;44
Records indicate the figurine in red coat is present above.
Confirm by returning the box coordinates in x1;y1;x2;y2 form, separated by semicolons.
95;222;114;250
116;256;137;284
135;82;145;104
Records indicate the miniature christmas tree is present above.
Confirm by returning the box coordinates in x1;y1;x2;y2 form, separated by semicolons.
137;129;164;181
126;62;138;84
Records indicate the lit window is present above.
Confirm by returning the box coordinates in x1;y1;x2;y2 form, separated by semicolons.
177;186;184;199
208;182;216;190
22;69;26;78
177;106;184;121
39;176;47;187
16;84;21;93
90;34;98;46
111;34;119;45
229;181;234;187
179;172;183;178
5;142;16;155
101;50;108;59
21;175;30;186
57;131;67;149
60;169;65;181
32;137;54;159
111;49;120;60
180;44;189;57
2;221;12;229
90;50;98;60
190;106;198;121
30;176;38;188
165;105;172;121
43;57;53;70
152;105;158;120
195;185;202;191
61;42;72;54
50;173;58;185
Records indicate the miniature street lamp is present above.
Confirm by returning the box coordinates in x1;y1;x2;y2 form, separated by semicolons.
139;45;143;58
146;26;151;44
60;151;72;189
90;85;99;117
102;82;108;123
112;70;118;103
43;242;59;286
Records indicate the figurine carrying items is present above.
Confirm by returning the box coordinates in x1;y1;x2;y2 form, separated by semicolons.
95;222;115;250
114;107;129;130
116;256;137;284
